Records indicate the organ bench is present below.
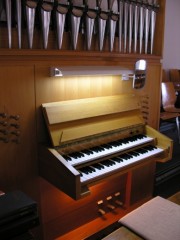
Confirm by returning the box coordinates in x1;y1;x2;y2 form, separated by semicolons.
103;196;180;240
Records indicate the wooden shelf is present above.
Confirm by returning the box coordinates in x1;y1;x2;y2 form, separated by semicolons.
0;49;162;66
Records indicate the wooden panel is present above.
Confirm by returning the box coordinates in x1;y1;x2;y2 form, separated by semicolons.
39;174;128;240
0;65;43;239
0;66;36;190
130;161;156;205
153;0;166;56
145;125;173;162
42;94;140;125
135;64;162;129
0;65;41;204
49;113;143;145
42;94;143;145
39;146;84;200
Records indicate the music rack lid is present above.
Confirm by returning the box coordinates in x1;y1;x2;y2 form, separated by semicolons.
42;94;144;147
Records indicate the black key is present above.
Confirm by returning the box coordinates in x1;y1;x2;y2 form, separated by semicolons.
101;159;116;167
91;163;104;170
120;153;132;160
111;156;123;163
81;149;94;155
129;151;140;157
89;146;104;153
143;145;156;151
136;148;148;154
101;143;112;149
63;155;72;161
80;166;95;175
69;152;84;159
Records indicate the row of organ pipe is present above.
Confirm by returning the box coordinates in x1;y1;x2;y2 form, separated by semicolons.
0;0;159;53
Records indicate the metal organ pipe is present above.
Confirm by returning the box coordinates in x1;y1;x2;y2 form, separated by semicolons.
55;0;69;49
128;1;134;53
144;1;150;54
139;2;145;54
40;0;54;49
84;0;97;51
123;1;129;53
97;0;109;51
25;0;38;49
5;0;12;48
133;1;140;53
118;0;123;53
16;0;22;49
150;0;158;54
69;0;84;50
109;0;118;52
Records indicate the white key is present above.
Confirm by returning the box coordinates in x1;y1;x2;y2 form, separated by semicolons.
64;135;154;166
80;147;164;184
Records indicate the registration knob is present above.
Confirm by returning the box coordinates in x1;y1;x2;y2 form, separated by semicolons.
0;137;9;143
0;129;9;135
97;200;106;215
106;196;115;210
98;208;106;215
11;131;20;136
0;121;8;126
10;123;20;129
10;115;20;121
0;113;7;118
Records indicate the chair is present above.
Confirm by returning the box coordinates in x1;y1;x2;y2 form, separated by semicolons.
169;69;180;92
169;69;180;83
160;82;180;143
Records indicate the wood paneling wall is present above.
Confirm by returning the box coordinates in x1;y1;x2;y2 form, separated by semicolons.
0;65;37;193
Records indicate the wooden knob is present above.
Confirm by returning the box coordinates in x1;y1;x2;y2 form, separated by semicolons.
10;115;20;120
98;208;106;215
0;113;7;118
115;200;123;206
107;204;115;210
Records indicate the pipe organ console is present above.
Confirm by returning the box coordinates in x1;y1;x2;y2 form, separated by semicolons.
0;1;166;239
39;94;172;239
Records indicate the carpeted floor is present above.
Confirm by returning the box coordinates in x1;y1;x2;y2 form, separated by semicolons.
168;191;180;205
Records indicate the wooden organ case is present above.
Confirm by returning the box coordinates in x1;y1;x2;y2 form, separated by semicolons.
39;94;172;239
0;0;169;239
